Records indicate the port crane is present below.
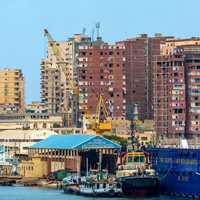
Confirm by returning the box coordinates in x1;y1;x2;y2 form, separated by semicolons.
94;94;112;134
44;28;79;127
83;93;112;134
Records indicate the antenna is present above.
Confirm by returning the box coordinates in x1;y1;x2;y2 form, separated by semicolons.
95;22;100;39
91;28;95;41
82;27;86;36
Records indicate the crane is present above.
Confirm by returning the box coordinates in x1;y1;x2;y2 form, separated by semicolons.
44;28;79;127
94;94;112;134
83;93;112;134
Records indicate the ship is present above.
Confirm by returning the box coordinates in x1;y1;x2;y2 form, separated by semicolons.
116;151;159;197
147;146;200;198
63;172;122;197
116;104;159;197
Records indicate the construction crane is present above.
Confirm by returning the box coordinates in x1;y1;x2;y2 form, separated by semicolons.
44;28;79;127
94;94;112;134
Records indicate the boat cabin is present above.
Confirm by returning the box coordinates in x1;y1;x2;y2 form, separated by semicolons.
117;151;155;178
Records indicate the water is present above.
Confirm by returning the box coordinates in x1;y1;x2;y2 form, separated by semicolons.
0;186;184;200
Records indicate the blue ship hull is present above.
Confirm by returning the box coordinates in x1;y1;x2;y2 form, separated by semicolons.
147;148;200;198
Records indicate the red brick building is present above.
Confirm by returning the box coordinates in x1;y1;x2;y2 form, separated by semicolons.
153;53;186;139
119;34;170;120
153;45;200;141
78;41;126;122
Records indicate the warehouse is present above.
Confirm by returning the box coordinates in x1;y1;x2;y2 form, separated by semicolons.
20;134;121;178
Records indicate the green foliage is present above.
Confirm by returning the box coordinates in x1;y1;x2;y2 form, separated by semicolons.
53;123;61;128
103;134;128;146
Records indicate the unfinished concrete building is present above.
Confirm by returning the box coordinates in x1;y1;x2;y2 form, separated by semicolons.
40;32;91;127
0;68;24;113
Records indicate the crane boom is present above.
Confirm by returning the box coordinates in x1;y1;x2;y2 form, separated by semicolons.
43;28;79;126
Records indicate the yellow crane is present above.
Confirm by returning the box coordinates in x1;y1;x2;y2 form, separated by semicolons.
93;94;112;134
44;28;79;126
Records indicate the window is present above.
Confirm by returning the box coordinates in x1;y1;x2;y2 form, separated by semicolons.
134;156;140;163
128;156;133;162
109;51;113;55
140;156;145;163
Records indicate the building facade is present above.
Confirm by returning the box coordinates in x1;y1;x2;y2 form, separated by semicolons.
78;41;126;122
41;34;92;127
119;34;171;120
153;45;200;145
161;37;200;55
0;113;63;130
0;68;24;113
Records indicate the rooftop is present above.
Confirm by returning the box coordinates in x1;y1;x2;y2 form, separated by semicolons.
31;134;121;150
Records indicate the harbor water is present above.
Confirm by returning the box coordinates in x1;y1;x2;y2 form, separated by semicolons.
0;186;185;200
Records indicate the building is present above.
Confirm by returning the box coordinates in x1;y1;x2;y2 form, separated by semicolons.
19;134;120;178
161;37;200;55
153;45;200;146
0;129;57;156
0;113;63;130
118;34;172;120
41;33;92;127
0;68;24;113
25;101;47;113
78;40;126;123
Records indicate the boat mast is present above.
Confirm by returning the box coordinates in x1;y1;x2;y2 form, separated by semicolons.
129;103;139;151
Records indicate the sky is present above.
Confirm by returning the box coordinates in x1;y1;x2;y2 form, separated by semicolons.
0;0;200;103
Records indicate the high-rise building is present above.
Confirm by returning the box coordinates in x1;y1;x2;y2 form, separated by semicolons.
77;40;126;122
153;45;200;144
161;37;200;55
0;68;24;113
119;34;171;120
40;33;91;126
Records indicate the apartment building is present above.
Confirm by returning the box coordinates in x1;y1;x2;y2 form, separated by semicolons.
78;40;126;122
119;34;171;120
0;68;24;113
40;33;91;126
161;37;200;55
153;45;200;144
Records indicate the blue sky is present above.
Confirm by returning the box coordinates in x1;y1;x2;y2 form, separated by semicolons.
0;0;199;103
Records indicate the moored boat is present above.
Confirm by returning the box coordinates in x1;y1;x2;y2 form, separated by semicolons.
117;151;159;197
79;180;122;197
147;147;200;198
63;172;122;197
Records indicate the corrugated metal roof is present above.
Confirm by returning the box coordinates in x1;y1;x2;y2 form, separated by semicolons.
31;134;121;150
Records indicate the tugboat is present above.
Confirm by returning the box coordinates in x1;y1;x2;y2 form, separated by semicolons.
117;150;159;197
117;104;159;197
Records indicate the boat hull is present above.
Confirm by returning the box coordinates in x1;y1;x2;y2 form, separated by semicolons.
147;148;200;198
63;184;79;194
120;176;159;197
79;190;120;197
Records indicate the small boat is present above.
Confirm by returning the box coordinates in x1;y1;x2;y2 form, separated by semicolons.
79;180;122;197
63;172;122;197
117;151;159;197
63;176;79;194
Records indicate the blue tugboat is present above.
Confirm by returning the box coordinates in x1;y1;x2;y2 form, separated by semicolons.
147;146;200;198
